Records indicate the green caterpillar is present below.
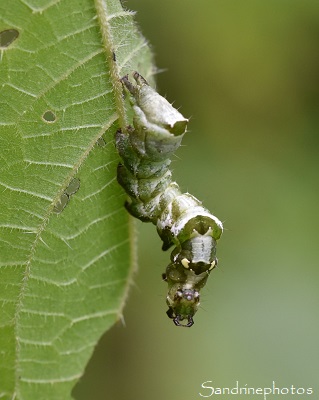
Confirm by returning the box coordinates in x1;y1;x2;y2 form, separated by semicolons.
116;72;223;327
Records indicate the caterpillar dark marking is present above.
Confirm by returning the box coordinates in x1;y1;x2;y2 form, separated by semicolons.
116;72;223;327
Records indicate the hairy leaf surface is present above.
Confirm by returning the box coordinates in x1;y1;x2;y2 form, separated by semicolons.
0;0;153;398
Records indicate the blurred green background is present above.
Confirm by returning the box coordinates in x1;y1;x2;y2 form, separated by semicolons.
74;1;319;399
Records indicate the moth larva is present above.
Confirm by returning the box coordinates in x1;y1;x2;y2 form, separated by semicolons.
116;72;223;327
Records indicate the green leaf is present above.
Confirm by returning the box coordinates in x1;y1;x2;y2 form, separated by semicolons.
0;0;154;398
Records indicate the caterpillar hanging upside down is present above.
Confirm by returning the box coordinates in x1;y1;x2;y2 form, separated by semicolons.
116;72;223;327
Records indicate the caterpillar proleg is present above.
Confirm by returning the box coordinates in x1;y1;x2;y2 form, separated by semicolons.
116;72;223;327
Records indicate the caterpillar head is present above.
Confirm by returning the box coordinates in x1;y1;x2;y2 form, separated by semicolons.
163;234;218;327
163;262;210;327
165;284;200;327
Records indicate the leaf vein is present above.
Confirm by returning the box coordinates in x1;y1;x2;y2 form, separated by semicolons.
82;239;129;271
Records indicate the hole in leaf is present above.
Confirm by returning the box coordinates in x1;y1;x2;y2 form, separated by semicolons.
42;110;57;123
53;178;81;214
53;193;69;214
0;29;19;48
96;137;106;147
65;178;80;196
